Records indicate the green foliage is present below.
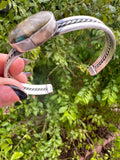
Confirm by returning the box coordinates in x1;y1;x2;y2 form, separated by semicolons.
0;0;120;159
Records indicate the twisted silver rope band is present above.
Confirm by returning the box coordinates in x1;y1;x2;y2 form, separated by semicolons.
55;16;115;75
4;12;116;95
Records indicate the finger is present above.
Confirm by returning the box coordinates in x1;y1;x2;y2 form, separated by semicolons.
0;77;24;89
0;85;27;108
0;54;25;77
9;57;25;76
13;72;28;83
0;85;20;108
0;54;7;77
0;77;28;108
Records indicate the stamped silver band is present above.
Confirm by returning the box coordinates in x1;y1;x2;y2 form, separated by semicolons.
22;83;53;95
4;12;116;95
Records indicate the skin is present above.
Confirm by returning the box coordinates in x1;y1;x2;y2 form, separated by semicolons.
0;54;28;108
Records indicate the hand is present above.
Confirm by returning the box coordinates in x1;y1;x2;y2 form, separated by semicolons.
0;53;28;108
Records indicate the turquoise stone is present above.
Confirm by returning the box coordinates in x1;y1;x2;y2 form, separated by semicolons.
8;11;52;43
15;36;26;43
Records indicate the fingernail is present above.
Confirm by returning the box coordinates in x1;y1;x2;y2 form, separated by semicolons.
24;72;32;78
4;84;27;100
22;58;31;66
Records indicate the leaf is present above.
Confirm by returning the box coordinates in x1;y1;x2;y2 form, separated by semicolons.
69;110;76;121
97;120;101;127
6;138;13;144
108;5;116;14
67;114;74;125
11;152;24;160
38;0;50;3
109;95;116;103
24;134;31;140
0;1;8;10
59;106;67;113
0;128;7;134
113;85;119;93
96;94;101;102
98;138;104;145
1;143;9;151
1;122;9;127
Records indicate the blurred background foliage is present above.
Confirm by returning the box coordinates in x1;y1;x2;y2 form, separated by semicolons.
0;0;120;159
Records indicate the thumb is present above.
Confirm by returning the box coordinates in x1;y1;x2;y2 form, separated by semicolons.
0;77;27;108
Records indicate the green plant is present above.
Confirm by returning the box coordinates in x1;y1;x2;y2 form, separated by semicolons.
0;0;120;159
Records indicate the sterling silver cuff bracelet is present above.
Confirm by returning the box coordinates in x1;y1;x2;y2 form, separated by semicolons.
4;11;116;95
